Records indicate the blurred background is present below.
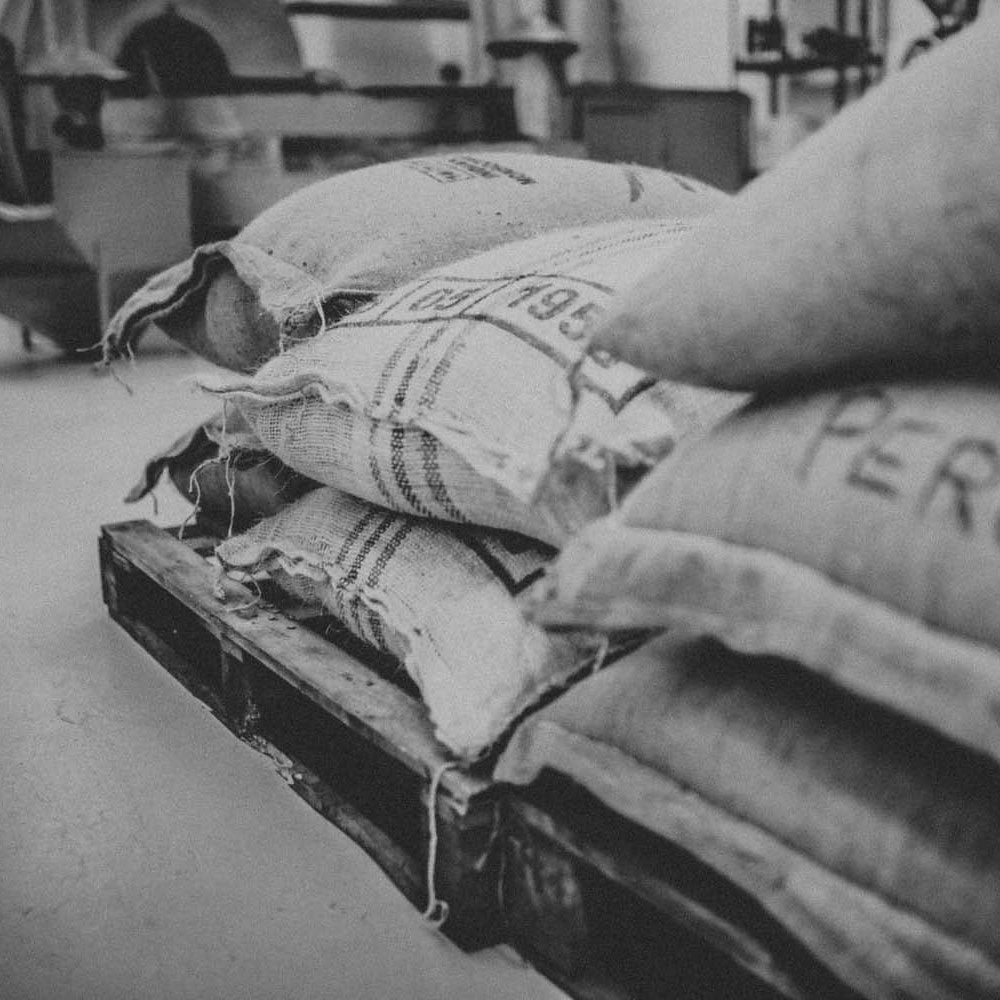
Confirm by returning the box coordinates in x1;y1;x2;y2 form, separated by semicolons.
0;0;987;355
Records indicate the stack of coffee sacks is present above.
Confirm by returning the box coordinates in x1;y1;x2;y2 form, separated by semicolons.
107;152;742;762
198;216;744;761
503;13;1000;1000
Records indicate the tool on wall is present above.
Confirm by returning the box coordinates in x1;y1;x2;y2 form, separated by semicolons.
901;0;980;64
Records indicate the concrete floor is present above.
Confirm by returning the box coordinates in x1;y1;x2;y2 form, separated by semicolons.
0;322;565;1000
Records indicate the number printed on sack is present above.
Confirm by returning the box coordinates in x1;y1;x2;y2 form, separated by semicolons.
339;274;638;398
505;283;605;341
407;282;494;314
365;275;609;349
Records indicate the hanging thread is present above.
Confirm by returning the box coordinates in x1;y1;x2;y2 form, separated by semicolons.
590;633;610;675
422;760;460;929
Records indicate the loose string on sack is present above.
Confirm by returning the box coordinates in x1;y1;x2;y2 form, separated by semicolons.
224;448;237;538
422;760;460;930
590;633;610;675
217;400;240;539
314;289;328;333
94;332;138;394
177;468;202;540
277;280;329;355
176;399;240;542
102;346;136;396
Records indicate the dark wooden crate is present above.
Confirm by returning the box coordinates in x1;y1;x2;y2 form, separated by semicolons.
99;519;863;1000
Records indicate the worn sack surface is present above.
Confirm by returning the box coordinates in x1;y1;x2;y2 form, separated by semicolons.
523;381;1000;764
497;630;1000;987
199;218;745;545
126;410;318;531
104;152;727;371
590;12;1000;390
215;486;598;759
494;636;1000;1000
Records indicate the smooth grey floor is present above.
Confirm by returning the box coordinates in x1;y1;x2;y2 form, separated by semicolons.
0;322;564;1000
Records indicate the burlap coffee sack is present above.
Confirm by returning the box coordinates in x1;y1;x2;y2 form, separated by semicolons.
588;12;1000;390
496;638;1000;999
126;410;318;532
523;380;1000;765
215;486;599;760
103;152;726;372
199;218;745;545
497;630;1000;974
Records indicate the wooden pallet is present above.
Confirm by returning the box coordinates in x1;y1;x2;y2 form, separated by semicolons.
99;518;502;949
99;519;862;1000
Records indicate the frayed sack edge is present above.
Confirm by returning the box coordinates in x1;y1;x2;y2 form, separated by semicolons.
196;372;570;503
521;523;1000;769
100;240;378;366
102;246;227;362
125;403;301;540
124;423;207;506
215;537;620;762
197;371;670;532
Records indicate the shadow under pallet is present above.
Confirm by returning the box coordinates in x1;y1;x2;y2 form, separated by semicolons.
98;519;862;1000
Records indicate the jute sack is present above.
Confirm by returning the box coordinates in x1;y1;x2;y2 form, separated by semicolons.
199;218;745;545
496;633;1000;1000
497;631;1000;984
103;152;727;372
215;486;599;760
588;12;1000;389
126;410;318;531
523;381;1000;765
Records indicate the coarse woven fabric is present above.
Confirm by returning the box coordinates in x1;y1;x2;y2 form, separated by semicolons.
522;380;1000;766
588;12;1000;390
495;634;1000;1000
215;487;595;760
496;630;1000;977
125;409;319;532
200;218;746;545
103;151;728;372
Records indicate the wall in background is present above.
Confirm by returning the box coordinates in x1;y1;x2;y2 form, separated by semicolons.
612;0;735;89
290;15;472;87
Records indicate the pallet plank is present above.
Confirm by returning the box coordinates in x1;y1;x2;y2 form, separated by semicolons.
101;519;489;814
